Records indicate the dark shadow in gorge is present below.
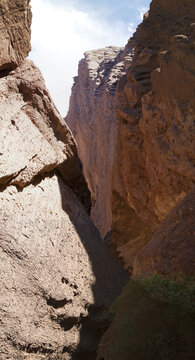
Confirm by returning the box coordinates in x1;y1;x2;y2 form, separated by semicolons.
57;171;129;360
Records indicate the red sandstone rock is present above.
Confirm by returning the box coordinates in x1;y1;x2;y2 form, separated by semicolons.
112;0;195;272
67;1;195;275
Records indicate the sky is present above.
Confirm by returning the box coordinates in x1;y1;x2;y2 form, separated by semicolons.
29;0;151;116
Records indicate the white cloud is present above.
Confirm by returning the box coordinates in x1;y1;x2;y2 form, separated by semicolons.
137;6;148;21
128;22;135;33
29;0;132;116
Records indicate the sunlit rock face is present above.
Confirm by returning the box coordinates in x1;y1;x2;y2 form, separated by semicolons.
66;45;132;238
112;0;195;272
0;0;31;70
0;59;91;211
97;6;195;359
0;2;128;359
67;0;195;276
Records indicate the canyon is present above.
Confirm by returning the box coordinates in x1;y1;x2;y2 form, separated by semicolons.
0;0;195;359
67;0;195;275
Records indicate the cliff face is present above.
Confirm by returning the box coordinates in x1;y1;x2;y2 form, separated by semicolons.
0;2;128;359
66;0;195;276
66;45;132;238
112;0;195;272
64;1;195;357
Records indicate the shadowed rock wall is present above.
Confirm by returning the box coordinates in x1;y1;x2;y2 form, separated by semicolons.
133;188;195;277
66;45;132;238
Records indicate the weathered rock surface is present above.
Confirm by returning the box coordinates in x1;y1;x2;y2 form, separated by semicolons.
133;187;195;277
112;0;195;272
66;0;195;275
66;45;132;238
0;172;128;359
0;0;31;70
0;2;128;359
0;59;90;211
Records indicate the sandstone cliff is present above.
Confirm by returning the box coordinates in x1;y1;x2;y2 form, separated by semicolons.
112;0;195;272
0;2;128;359
66;45;132;238
67;0;195;275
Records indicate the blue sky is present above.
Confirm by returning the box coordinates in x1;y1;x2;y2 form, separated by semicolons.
29;0;150;116
70;0;149;23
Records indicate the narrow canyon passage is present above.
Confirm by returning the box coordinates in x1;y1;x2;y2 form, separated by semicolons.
0;0;195;359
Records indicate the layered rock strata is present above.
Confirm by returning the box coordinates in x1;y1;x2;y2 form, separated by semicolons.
66;45;132;238
0;2;128;359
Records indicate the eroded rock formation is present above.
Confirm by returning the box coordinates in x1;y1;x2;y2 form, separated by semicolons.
112;0;195;272
0;2;128;359
1;0;195;357
67;0;195;274
66;45;132;238
0;59;90;211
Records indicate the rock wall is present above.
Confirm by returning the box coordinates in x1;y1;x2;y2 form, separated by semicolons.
0;2;128;359
66;0;195;276
112;0;195;272
66;45;132;238
133;188;195;277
